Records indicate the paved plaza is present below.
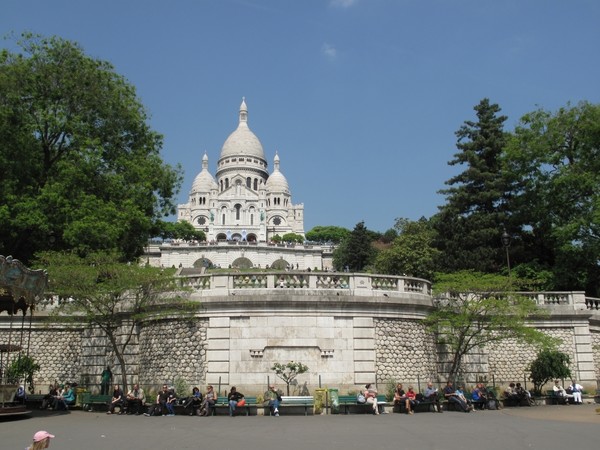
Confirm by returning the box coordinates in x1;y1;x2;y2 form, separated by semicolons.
2;404;599;450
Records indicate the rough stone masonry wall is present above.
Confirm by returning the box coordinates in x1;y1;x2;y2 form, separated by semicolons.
375;318;437;386
0;328;83;391
137;318;208;390
592;329;600;383
487;328;576;389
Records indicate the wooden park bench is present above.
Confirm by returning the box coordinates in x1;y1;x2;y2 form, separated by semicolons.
337;394;388;414
81;393;112;412
212;396;258;416
264;396;314;416
393;397;435;414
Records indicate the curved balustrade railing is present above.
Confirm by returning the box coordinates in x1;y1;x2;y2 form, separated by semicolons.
585;296;600;310
177;271;431;296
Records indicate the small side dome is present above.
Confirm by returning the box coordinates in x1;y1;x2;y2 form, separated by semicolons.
191;153;218;193
265;152;289;194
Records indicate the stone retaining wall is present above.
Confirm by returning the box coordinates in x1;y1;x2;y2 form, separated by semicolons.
375;318;437;384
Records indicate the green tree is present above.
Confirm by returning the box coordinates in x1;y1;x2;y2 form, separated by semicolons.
505;102;600;296
433;99;513;273
305;226;350;244
528;349;571;396
333;221;377;272
5;354;40;393
0;33;182;263
35;250;198;393
426;271;556;382
374;217;440;279
154;220;205;241
281;233;304;244
271;361;309;396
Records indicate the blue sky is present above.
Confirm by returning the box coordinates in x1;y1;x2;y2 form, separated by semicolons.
2;0;599;233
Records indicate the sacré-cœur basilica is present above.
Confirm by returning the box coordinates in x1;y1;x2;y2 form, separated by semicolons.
1;100;598;397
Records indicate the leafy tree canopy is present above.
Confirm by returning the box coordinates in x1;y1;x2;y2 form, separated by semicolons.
427;270;556;382
528;349;571;396
154;220;206;242
305;226;350;244
333;221;377;272
505;101;600;296
374;217;440;280
271;361;309;396
0;33;182;263
281;233;305;244
35;250;198;392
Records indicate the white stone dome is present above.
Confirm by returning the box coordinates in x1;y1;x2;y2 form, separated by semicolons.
191;153;217;193
266;153;289;194
219;98;266;161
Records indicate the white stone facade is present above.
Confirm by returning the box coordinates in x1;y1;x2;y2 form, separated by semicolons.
177;99;304;245
2;277;598;396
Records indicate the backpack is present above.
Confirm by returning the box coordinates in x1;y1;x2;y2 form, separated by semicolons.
487;399;498;410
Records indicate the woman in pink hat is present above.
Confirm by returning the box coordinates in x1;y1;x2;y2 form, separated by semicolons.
27;430;55;450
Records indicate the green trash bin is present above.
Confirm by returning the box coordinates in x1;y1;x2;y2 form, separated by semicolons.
329;388;339;414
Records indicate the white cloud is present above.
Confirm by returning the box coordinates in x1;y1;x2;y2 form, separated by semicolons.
330;0;358;8
322;43;337;59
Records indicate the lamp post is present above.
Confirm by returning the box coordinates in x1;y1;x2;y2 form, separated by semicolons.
501;228;512;280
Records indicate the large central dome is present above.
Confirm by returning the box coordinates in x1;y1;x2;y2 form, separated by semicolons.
219;98;266;161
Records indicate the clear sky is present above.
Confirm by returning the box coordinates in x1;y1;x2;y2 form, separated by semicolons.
2;0;599;233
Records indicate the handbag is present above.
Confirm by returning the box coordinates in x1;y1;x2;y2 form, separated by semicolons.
357;393;366;404
237;398;246;407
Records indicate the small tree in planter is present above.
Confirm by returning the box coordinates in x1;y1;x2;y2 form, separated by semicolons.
6;355;41;394
529;349;571;396
271;361;309;396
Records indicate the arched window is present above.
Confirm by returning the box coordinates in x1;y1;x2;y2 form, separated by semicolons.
253;178;258;190
246;177;251;188
225;178;229;189
250;214;254;225
235;204;241;220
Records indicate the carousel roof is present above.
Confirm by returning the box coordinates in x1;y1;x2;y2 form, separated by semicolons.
0;255;47;308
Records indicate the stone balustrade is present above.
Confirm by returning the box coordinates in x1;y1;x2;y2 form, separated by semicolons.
176;271;432;296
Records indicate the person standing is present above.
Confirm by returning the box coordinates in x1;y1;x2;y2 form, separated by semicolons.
27;430;55;450
100;366;112;395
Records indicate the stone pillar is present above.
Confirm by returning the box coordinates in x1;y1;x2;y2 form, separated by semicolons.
206;317;230;389
353;317;376;386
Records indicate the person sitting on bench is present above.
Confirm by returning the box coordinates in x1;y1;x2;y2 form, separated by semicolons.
126;383;146;415
443;381;471;412
107;384;124;414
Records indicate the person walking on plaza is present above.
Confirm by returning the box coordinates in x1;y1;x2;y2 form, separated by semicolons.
100;366;112;395
27;430;55;450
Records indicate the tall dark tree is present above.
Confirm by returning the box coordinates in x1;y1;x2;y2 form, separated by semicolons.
433;99;512;273
0;34;182;262
333;221;376;272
